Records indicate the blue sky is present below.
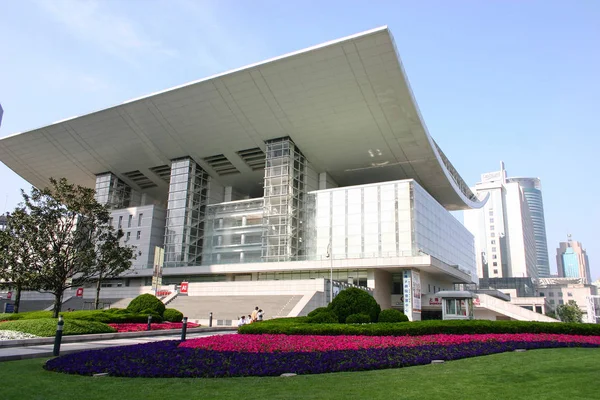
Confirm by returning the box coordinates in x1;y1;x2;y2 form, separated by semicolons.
1;0;598;280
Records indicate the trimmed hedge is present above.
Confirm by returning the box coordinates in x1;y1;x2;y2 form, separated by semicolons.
345;313;371;324
127;294;166;317
239;318;600;337
0;311;53;321
378;309;409;323
0;318;116;337
328;288;381;323
163;308;184;323
307;309;338;324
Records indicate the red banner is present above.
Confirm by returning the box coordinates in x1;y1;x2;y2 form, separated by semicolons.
6;291;12;300
76;287;84;297
180;282;189;294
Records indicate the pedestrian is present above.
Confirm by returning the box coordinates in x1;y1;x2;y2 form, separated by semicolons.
257;309;264;321
238;316;246;327
247;314;252;324
251;306;259;322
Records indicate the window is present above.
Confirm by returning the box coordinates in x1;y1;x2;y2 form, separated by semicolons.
493;262;498;266
490;218;494;223
118;216;123;228
126;232;131;241
109;217;113;227
539;292;545;297
128;215;132;228
492;254;497;259
558;292;563;297
138;213;143;227
491;247;496;252
567;292;573;297
136;231;141;240
549;299;555;305
559;300;564;305
491;240;496;245
489;210;494;216
445;299;467;317
491;233;495;238
428;284;431;293
490;225;495;231
549;292;554;297
493;269;498;274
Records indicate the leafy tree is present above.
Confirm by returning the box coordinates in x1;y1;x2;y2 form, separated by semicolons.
15;178;130;317
93;228;135;310
556;300;584;323
0;210;40;313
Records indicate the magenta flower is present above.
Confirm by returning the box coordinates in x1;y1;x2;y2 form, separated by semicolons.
109;322;199;332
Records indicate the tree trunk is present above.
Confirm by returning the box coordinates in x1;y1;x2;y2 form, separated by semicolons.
14;285;22;314
52;292;63;318
95;277;102;310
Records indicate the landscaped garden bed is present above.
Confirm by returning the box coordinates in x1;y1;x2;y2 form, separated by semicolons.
44;333;600;378
108;322;199;332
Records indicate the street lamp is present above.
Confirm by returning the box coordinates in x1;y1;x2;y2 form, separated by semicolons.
326;242;333;303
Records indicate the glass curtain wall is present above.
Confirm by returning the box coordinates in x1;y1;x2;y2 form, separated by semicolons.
262;137;307;262
164;157;209;267
203;199;264;264
95;173;132;209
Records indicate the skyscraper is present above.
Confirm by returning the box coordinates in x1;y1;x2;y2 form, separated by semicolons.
556;236;591;284
464;162;538;280
506;177;551;278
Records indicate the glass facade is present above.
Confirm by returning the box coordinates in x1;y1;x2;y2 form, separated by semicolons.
262;138;307;262
164;157;209;267
95;173;132;209
561;248;580;278
203;198;264;264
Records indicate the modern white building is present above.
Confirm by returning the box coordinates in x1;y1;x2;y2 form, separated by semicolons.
0;27;493;321
537;277;598;322
464;162;538;280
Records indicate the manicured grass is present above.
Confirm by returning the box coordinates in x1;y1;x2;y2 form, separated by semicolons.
0;318;115;336
0;348;598;400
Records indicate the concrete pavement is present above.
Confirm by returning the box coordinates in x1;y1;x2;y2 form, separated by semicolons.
0;327;238;362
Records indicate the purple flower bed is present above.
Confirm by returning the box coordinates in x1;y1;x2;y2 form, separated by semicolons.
44;339;599;378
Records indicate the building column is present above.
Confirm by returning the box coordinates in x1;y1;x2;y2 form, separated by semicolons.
163;157;209;267
94;172;133;209
262;137;307;262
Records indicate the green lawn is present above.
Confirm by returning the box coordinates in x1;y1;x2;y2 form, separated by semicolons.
1;348;598;400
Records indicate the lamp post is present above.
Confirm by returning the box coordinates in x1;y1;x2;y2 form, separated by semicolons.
327;242;333;303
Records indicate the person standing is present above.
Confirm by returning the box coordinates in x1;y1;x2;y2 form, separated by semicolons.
257;309;264;321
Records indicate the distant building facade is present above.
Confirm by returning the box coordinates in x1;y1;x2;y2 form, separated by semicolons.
556;236;591;284
464;163;538;280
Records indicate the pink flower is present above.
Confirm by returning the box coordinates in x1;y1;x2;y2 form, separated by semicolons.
178;333;600;353
109;322;199;332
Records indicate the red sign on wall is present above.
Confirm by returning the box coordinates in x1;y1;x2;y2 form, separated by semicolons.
6;291;12;300
76;287;84;297
180;282;189;294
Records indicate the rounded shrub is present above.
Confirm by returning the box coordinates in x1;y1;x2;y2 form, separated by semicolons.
141;309;163;323
328;287;381;323
126;294;166;317
307;309;338;324
378;309;409;323
163;308;184;323
345;313;371;324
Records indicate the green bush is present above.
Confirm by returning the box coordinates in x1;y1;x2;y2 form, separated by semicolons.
0;311;53;321
126;294;166;317
345;313;371;324
238;318;600;337
307;307;330;318
378;309;409;323
306;309;338;324
328;288;381;323
0;318;116;337
163;308;184;322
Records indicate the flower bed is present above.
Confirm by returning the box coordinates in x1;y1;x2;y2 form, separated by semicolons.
44;333;600;378
108;322;199;332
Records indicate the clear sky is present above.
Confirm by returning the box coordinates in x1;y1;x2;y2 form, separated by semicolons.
1;0;598;280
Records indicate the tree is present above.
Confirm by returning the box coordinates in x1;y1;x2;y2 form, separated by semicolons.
16;178;126;317
556;300;584;323
0;210;40;313
93;228;135;309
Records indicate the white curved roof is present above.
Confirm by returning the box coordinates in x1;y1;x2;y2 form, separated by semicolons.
0;26;484;210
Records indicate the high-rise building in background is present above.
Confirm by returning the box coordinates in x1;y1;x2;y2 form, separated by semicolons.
556;236;591;284
505;177;551;278
464;162;539;280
